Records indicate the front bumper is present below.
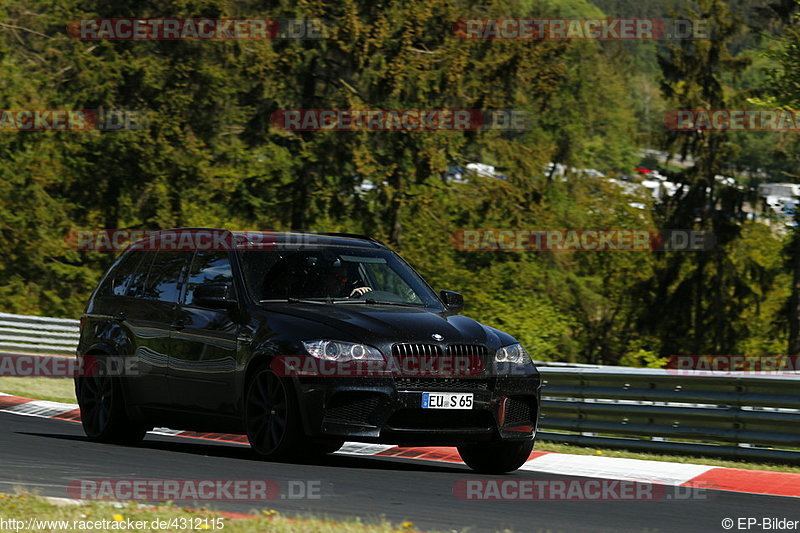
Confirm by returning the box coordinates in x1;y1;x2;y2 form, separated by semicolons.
294;374;541;446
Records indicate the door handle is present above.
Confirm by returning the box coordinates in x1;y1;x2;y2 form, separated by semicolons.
114;312;126;322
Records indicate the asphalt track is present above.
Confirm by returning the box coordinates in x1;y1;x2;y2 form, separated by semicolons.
0;412;797;533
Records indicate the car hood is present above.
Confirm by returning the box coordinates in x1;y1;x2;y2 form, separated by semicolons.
261;302;514;349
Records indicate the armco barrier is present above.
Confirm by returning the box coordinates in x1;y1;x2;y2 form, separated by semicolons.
0;312;797;461
0;312;79;355
537;365;800;462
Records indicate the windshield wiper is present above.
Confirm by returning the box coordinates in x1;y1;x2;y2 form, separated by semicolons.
259;298;331;305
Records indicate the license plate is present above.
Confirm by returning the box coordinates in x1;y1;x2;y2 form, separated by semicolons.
421;392;473;409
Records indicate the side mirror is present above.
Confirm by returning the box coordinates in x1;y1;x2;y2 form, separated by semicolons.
440;290;464;313
193;282;237;310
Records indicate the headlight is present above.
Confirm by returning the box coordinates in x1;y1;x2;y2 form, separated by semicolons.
302;340;383;362
495;343;530;364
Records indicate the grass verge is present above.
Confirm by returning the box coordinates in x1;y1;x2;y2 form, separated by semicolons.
0;491;423;533
0;377;76;403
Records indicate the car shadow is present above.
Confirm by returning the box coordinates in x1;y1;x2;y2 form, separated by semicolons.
16;431;468;474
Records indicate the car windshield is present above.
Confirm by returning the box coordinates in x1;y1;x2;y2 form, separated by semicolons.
239;247;442;308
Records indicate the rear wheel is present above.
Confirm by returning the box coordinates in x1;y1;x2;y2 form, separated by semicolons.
245;369;303;458
75;358;147;444
457;439;534;474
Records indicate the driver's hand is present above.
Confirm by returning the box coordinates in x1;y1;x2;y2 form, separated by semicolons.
349;286;373;298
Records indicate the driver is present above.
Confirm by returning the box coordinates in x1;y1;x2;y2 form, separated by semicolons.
324;259;372;298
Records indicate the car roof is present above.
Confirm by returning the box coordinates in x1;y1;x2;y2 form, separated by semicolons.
236;230;387;249
125;228;387;251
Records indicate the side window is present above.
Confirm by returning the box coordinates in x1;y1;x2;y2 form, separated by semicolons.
126;252;157;298
185;251;233;307
140;251;190;303
106;252;143;296
240;251;283;300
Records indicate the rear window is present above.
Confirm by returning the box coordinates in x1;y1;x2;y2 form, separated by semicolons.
109;252;146;297
126;252;156;298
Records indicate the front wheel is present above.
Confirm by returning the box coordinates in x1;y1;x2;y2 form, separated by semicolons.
245;369;303;458
457;439;534;474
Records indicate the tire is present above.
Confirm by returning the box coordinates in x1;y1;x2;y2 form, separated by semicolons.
457;438;534;474
75;357;147;444
245;369;303;458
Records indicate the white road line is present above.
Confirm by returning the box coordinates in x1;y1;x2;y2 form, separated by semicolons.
336;442;398;456
521;452;715;485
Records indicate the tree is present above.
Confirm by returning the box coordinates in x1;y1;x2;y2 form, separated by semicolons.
641;0;775;356
768;2;800;353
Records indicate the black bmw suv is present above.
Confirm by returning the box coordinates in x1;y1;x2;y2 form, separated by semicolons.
76;229;540;473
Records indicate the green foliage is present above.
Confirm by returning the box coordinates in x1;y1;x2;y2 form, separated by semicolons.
769;5;800;354
0;0;796;364
619;348;668;369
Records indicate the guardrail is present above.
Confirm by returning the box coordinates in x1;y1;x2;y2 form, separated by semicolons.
0;312;797;461
537;366;800;462
0;312;79;355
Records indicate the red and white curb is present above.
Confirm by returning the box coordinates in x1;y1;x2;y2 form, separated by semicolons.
2;392;799;499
